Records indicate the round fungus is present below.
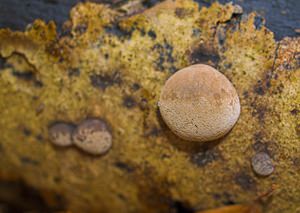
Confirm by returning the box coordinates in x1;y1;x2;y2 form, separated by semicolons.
158;64;240;142
251;152;274;176
72;118;112;155
49;123;74;147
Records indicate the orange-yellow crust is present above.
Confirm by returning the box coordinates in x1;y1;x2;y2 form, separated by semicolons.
0;0;299;212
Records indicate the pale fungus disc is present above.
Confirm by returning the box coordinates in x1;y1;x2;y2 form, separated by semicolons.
72;119;112;155
158;64;241;142
251;152;274;176
49;123;74;147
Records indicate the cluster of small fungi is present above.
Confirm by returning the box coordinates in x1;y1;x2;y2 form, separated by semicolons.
49;118;112;155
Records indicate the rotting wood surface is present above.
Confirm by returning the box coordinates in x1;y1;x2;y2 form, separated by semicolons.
0;0;299;212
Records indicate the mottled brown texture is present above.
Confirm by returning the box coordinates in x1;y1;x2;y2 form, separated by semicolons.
49;123;74;147
72;119;112;155
251;152;274;176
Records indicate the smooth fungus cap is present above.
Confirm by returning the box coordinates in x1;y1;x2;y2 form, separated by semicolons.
72;119;112;155
158;64;240;142
49;123;74;147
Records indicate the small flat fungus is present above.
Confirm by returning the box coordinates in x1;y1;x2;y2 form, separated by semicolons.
72;119;112;155
158;64;240;142
49;123;74;147
251;152;274;176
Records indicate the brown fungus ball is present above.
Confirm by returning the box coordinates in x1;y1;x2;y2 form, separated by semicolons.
72;119;112;155
49;123;74;147
158;64;240;142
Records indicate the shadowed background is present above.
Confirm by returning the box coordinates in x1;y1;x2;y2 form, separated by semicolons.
0;0;299;40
